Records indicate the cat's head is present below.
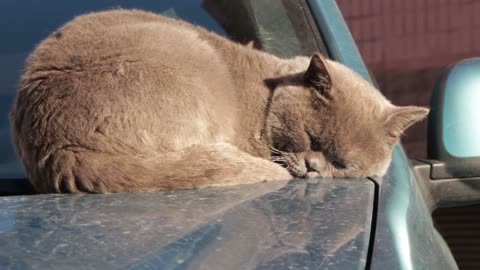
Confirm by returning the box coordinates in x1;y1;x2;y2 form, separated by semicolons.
266;53;428;178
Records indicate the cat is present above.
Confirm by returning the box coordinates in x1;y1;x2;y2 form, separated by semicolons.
10;9;428;193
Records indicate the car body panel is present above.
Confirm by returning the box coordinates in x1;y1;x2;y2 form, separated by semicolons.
0;178;373;269
370;147;457;270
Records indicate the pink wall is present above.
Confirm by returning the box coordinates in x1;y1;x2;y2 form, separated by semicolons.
338;0;480;71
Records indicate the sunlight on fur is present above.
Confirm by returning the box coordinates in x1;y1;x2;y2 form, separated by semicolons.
10;9;428;193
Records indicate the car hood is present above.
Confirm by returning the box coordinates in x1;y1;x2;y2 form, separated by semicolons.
0;178;374;270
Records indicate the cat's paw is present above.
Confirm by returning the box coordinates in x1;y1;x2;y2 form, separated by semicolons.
255;160;293;182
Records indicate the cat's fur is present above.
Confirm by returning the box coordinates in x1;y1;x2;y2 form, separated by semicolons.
10;9;428;193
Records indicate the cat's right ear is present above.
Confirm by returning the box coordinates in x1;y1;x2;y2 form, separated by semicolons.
384;106;430;139
304;53;332;100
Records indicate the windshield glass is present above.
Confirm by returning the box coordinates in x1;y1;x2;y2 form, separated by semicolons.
0;0;325;179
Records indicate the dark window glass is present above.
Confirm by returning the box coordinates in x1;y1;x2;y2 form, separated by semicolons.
0;0;324;180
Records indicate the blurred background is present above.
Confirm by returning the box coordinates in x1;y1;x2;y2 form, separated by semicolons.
336;1;480;269
337;0;480;160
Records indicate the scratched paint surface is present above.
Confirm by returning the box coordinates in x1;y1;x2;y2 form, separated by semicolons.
0;178;373;270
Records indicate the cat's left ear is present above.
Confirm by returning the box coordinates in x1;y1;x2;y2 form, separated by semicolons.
304;53;332;93
384;106;429;138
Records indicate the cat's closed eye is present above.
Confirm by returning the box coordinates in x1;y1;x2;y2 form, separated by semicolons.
305;128;347;169
331;159;346;169
305;127;323;152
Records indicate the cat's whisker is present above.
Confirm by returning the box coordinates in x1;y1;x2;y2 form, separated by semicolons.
270;157;286;162
267;144;286;155
269;149;283;155
270;158;288;166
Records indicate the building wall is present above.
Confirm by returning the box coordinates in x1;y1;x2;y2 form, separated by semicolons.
337;0;480;159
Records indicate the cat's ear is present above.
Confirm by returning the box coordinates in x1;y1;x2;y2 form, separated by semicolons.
384;106;429;138
304;53;332;93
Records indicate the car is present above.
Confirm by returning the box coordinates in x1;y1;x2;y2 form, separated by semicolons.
1;0;479;269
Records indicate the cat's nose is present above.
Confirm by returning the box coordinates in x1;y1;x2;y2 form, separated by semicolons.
305;158;322;178
305;157;319;172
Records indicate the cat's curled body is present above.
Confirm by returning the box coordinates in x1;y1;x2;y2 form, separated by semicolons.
11;9;428;193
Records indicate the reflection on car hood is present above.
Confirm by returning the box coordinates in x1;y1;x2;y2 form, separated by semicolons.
0;178;373;270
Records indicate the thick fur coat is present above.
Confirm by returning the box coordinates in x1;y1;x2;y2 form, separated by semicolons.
11;10;428;193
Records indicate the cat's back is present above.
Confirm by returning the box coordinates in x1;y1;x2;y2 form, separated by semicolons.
26;9;222;79
13;9;239;154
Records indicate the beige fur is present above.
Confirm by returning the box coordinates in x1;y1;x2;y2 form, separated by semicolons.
10;9;428;193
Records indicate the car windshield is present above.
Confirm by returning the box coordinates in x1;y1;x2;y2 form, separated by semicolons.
0;0;325;179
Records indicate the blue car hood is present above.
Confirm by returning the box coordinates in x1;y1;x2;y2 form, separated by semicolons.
0;178;374;270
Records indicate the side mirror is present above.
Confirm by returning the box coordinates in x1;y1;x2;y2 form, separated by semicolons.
414;58;480;209
427;58;480;179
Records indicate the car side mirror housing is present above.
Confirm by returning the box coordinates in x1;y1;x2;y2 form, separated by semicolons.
427;58;480;179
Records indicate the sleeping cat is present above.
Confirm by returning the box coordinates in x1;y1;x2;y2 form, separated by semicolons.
10;9;428;193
